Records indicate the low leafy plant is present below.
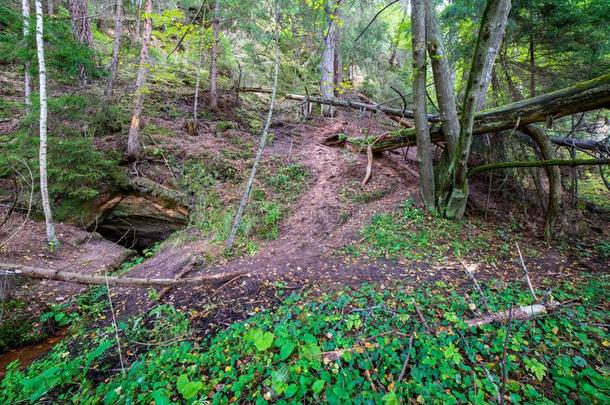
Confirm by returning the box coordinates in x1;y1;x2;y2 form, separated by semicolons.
2;278;608;404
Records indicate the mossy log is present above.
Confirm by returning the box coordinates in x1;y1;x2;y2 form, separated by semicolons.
345;73;610;152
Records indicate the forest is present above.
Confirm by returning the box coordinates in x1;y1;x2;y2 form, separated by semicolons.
0;0;608;403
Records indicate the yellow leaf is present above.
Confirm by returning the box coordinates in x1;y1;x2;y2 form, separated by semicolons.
388;382;395;391
602;340;610;347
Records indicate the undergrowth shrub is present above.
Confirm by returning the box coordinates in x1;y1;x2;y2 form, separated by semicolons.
1;278;608;403
343;199;491;262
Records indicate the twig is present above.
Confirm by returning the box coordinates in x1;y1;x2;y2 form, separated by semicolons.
104;267;126;376
412;298;430;332
397;333;415;382
500;305;514;405
354;0;401;43
515;243;538;301
460;260;492;313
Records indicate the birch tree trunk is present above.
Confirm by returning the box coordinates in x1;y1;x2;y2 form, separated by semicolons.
209;0;220;111
194;25;205;121
332;7;342;96
35;0;59;249
127;0;152;160
22;0;32;115
226;0;281;249
320;1;337;116
104;0;123;100
411;0;435;210
442;0;511;219
425;0;459;157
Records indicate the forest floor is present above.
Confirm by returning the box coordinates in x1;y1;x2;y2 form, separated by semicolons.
2;98;608;348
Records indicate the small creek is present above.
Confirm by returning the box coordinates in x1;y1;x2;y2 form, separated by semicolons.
0;327;68;378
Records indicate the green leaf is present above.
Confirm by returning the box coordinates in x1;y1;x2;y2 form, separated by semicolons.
285;383;298;398
382;392;400;405
301;342;321;361
152;390;172;405
572;356;587;367
312;379;325;395
177;374;202;400
279;341;296;360
254;331;275;352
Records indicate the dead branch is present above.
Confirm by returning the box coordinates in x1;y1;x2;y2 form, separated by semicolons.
515;243;538;301
1;262;246;288
465;304;555;328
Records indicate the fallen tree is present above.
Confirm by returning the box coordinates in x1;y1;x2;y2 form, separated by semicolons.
0;263;246;288
335;73;610;153
237;87;438;122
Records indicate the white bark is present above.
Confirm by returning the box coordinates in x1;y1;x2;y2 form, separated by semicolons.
226;0;281;249
22;0;32;114
194;25;205;121
105;0;123;99
209;0;220;111
35;0;59;249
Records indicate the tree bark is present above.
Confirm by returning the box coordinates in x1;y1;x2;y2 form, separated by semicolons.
443;0;511;219
67;0;94;81
135;0;142;41
22;0;32;115
104;0;123;100
1;263;245;288
320;1;338;116
529;34;536;98
46;0;52;16
411;0;435;210
35;0;58;249
127;0;152;160
226;0;281;249
425;0;459;156
209;0;220;111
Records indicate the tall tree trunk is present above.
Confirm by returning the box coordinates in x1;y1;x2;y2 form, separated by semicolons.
127;0;152;160
67;0;94;47
332;7;343;96
35;0;59;249
411;0;435;210
442;0;511;219
67;0;95;82
22;0;32;115
320;1;337;116
425;0;459;157
529;35;536;98
209;0;220;111
194;25;205;121
47;0;53;16
105;0;123;100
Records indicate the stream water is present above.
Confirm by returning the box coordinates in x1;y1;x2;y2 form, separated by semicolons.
0;328;68;378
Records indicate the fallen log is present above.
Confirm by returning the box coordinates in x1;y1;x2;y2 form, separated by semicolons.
465;304;555;328
345;73;610;152
237;87;438;122
0;263;246;288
